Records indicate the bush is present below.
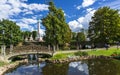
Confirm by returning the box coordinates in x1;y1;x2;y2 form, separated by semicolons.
74;51;88;56
111;52;120;60
70;46;76;50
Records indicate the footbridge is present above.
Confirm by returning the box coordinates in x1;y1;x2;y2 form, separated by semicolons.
0;45;54;62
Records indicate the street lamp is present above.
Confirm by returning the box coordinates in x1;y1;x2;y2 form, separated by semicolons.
1;30;6;56
10;33;13;54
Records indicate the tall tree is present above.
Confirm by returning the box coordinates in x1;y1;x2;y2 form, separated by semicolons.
32;31;37;40
21;31;32;41
42;2;71;51
0;19;22;46
88;7;120;44
76;32;86;43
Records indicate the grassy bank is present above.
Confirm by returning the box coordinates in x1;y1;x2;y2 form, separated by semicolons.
87;48;120;56
51;51;88;60
51;48;120;59
0;61;8;67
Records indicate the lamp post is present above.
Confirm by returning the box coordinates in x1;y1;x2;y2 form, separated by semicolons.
1;30;6;56
10;33;13;54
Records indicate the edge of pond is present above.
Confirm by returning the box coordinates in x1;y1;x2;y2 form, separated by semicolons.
0;55;115;75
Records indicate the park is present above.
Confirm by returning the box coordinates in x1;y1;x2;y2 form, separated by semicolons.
0;0;120;75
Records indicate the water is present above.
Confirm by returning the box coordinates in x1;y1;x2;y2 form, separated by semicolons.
5;59;120;75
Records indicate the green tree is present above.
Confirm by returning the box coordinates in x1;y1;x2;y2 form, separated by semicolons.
76;32;86;43
21;31;32;41
88;6;120;44
32;31;37;40
42;2;71;51
0;19;22;46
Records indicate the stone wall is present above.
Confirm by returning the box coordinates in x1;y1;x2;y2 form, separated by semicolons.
0;60;27;75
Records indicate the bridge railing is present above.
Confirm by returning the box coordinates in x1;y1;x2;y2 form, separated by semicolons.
5;45;53;55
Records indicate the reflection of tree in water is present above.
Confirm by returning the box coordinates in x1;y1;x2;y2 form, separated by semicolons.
87;58;120;75
42;63;69;75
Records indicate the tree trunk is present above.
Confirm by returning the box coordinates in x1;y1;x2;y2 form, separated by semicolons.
48;44;50;51
77;42;79;50
56;44;59;50
53;45;56;52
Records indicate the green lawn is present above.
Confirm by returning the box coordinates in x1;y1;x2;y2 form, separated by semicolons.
87;48;120;56
0;61;7;67
51;53;74;60
52;48;120;59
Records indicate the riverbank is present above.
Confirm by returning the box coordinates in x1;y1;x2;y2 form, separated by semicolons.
0;47;119;75
0;60;27;75
45;55;112;64
0;55;113;75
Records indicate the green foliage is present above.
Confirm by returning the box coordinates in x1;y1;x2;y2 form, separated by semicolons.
42;2;71;50
76;32;86;43
0;19;22;46
74;51;88;56
51;53;74;59
88;6;120;44
21;31;32;40
70;45;77;49
87;48;120;56
111;52;120;59
0;61;7;67
32;31;37;40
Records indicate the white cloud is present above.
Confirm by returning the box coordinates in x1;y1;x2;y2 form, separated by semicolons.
76;0;96;10
0;0;48;33
28;4;48;11
16;18;45;35
86;8;93;13
21;18;37;24
68;9;96;32
76;6;81;10
17;22;29;29
68;20;83;32
77;17;84;23
82;0;96;7
103;0;120;10
24;11;33;15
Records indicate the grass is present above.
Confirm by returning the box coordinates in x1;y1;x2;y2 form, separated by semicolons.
51;53;74;60
51;47;120;59
0;61;8;67
87;48;120;56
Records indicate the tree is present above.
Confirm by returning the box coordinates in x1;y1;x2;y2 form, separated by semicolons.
70;32;86;49
32;31;37;40
88;6;120;44
21;31;32;41
76;32;86;43
42;2;71;51
0;19;22;46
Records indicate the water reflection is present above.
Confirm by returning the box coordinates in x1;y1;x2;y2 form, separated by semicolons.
5;59;120;75
5;62;46;75
87;59;120;75
68;61;89;75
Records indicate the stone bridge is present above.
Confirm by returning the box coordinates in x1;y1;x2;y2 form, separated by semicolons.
0;45;54;62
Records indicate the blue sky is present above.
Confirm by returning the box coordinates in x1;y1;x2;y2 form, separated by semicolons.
0;0;120;35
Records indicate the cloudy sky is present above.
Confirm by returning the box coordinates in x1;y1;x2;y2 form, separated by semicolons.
0;0;120;34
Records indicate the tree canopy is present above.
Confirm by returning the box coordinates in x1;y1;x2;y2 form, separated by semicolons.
88;6;120;44
42;2;71;50
0;19;22;46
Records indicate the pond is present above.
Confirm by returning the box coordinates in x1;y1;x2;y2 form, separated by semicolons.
4;59;120;75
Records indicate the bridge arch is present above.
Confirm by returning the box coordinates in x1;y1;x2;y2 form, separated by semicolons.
7;52;53;61
1;45;54;62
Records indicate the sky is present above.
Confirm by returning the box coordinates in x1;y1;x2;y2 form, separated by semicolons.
0;0;120;35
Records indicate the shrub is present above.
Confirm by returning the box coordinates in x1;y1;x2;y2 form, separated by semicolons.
74;51;88;56
111;52;120;60
70;46;76;50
